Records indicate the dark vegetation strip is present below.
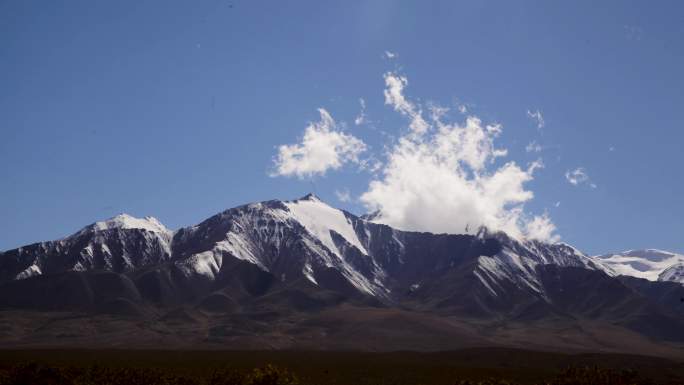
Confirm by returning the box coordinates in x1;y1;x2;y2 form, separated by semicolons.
0;349;682;385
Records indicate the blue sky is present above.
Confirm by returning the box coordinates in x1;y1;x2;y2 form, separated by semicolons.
1;1;683;255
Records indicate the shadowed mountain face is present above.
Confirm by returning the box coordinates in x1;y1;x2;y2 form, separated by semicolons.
0;195;683;357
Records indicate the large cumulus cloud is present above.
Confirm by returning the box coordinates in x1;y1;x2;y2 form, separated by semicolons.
272;71;559;242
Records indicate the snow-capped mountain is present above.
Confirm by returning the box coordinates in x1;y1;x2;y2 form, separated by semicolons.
593;249;684;284
1;213;172;282
1;194;683;351
0;194;628;307
171;194;387;298
157;193;620;307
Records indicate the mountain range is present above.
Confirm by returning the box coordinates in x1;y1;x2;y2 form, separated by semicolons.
0;194;682;357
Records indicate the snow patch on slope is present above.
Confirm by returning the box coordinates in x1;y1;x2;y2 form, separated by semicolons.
15;264;41;280
594;249;684;282
176;248;224;279
215;236;264;269
303;262;317;284
285;195;368;256
659;263;684;283
284;195;389;296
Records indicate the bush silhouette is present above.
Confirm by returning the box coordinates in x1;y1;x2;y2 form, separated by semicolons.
0;363;300;385
207;365;298;385
543;366;653;385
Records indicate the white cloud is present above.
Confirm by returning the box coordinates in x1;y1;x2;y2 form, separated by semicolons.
335;188;352;203
271;109;367;179
358;156;383;174
525;213;560;243
457;104;468;114
384;51;397;59
554;201;561;208
354;98;366;126
359;74;557;242
384;72;430;134
565;167;594;187
526;109;545;130
273;71;559;242
525;140;542;153
528;158;544;173
429;104;449;122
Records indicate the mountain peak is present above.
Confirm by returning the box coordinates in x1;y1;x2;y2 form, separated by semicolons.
78;213;171;236
298;192;321;202
360;210;381;222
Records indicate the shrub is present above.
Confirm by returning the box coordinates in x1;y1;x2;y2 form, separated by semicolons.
543;366;653;385
453;379;519;385
244;365;299;385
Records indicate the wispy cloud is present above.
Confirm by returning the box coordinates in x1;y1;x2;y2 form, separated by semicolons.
384;72;430;134
525;140;542;153
271;109;367;179
384;51;397;59
565;167;596;188
354;98;366;126
526;109;545;131
335;188;352;203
